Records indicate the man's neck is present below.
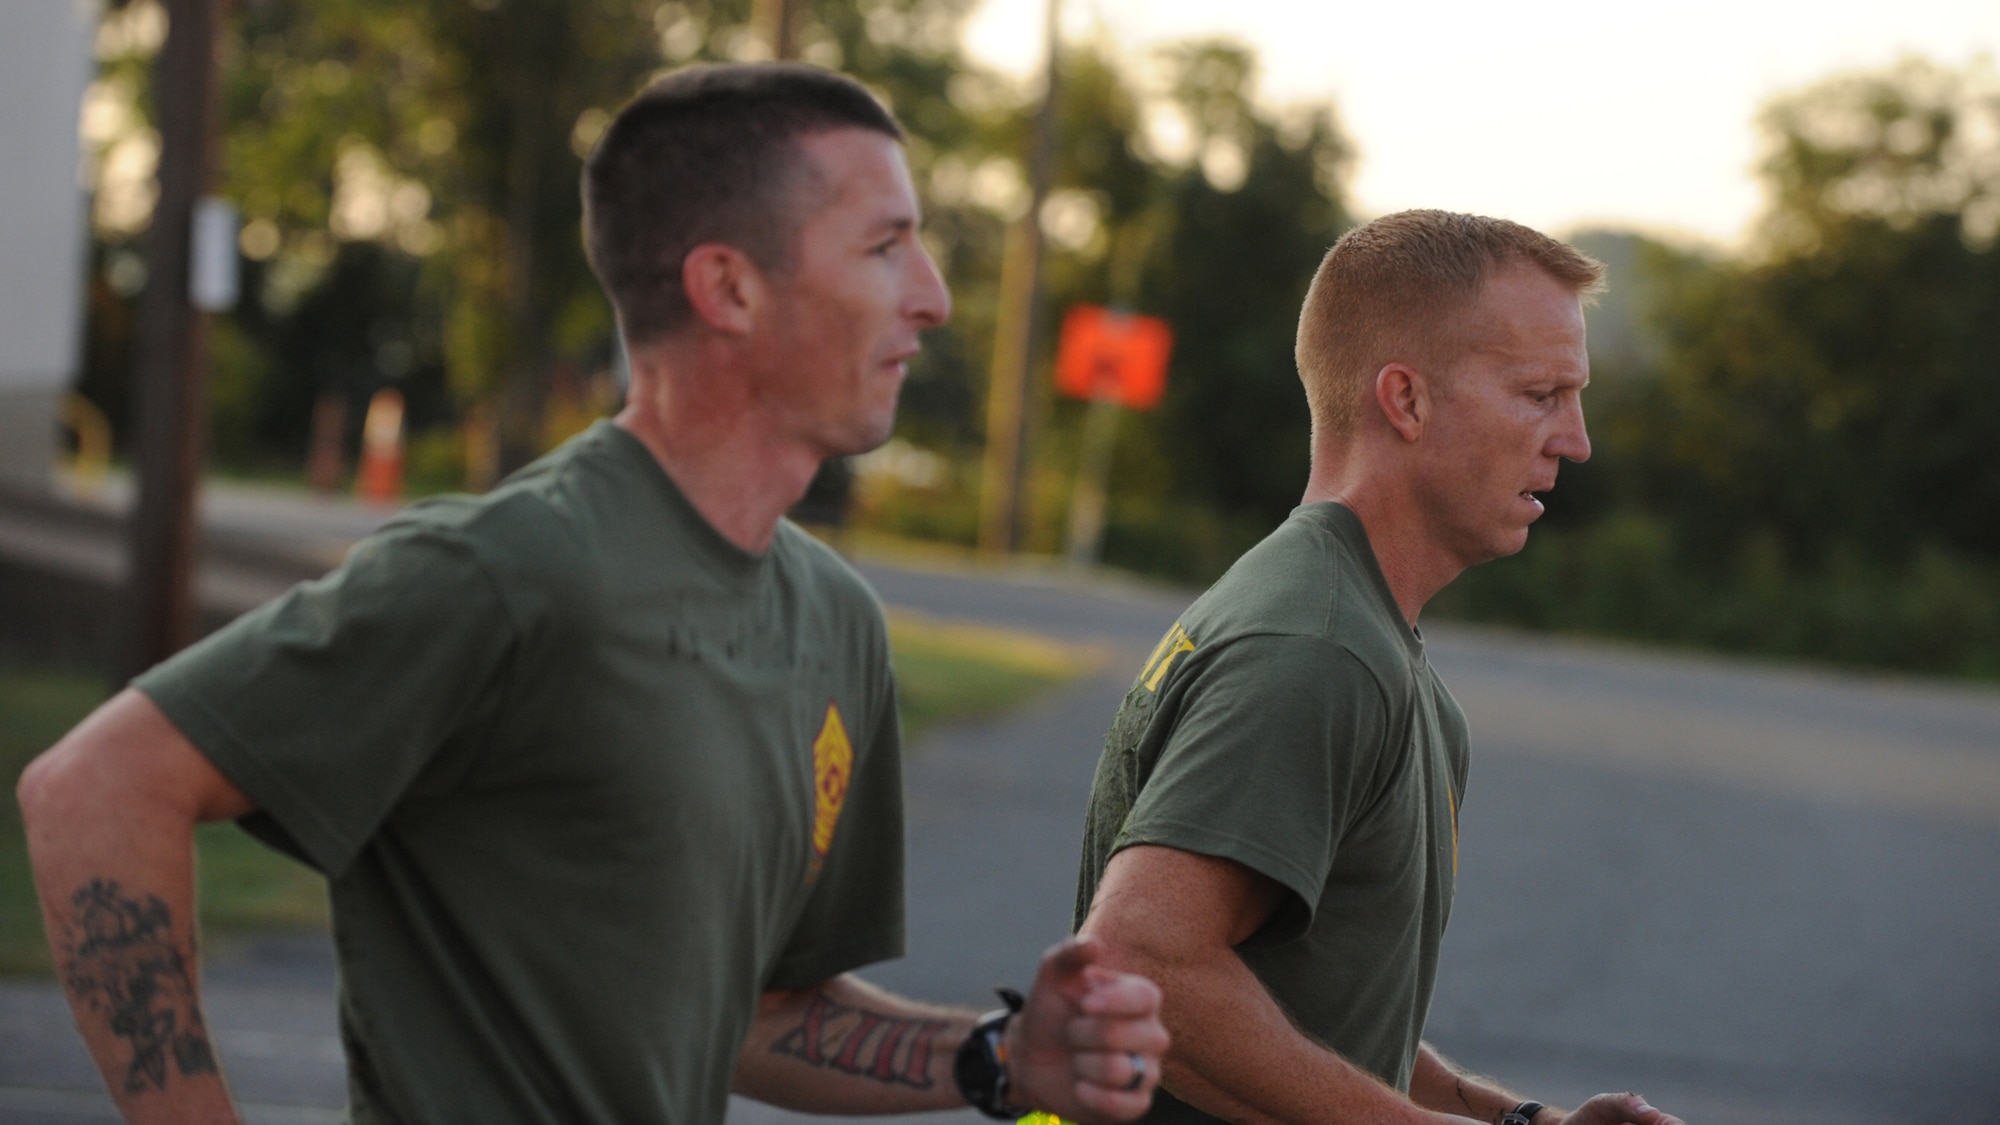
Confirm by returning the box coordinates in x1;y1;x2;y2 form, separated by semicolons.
614;347;825;556
1301;470;1463;629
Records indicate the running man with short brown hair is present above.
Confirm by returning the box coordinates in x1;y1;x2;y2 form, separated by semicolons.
1073;210;1686;1125
20;63;1167;1125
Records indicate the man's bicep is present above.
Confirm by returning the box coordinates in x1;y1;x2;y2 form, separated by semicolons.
134;525;521;875
1115;635;1389;939
1082;844;1288;958
22;688;254;824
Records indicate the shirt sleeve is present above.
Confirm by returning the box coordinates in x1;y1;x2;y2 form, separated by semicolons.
135;522;519;878
1115;632;1392;943
765;654;908;990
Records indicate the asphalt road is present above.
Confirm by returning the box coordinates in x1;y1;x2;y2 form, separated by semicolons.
4;487;1996;1124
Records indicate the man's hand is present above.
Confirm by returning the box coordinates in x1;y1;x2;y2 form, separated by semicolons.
1003;937;1169;1123
1558;1093;1687;1125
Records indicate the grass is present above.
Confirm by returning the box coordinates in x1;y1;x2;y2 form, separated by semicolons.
0;615;1095;976
887;611;1105;740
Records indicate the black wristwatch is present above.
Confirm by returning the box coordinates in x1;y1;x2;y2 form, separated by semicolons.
1500;1102;1547;1125
954;987;1030;1120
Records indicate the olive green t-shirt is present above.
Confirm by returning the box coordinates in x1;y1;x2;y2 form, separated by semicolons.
138;422;905;1125
1074;502;1468;1120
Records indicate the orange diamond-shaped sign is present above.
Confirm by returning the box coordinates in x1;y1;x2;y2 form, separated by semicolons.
1054;305;1173;410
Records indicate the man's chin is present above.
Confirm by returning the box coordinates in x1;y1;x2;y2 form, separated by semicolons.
821;418;897;460
1460;528;1531;569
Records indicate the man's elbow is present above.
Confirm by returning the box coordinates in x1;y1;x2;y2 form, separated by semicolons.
19;690;255;836
18;744;68;827
1078;906;1182;984
15;755;39;824
17;740;101;851
18;705;167;847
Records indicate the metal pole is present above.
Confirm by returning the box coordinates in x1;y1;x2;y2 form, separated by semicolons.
1062;229;1160;568
123;0;223;680
753;0;803;60
1063;394;1121;567
977;0;1060;555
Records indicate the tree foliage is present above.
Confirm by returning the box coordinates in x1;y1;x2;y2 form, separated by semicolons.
1650;56;2000;566
1442;57;2000;677
87;4;1356;576
1023;40;1353;576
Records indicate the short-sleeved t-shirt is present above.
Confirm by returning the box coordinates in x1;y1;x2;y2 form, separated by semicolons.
1074;502;1468;1119
138;421;905;1125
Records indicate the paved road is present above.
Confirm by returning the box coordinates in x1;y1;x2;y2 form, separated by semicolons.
4;485;1996;1124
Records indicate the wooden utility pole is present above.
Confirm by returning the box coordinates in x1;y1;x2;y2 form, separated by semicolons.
977;0;1061;555
123;0;224;679
753;0;803;60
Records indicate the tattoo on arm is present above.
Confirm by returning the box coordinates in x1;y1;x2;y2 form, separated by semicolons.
769;991;951;1089
59;879;218;1093
1456;1076;1480;1117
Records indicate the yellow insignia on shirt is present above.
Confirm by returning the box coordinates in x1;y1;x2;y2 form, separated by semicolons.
1447;786;1459;880
811;702;855;867
1139;622;1196;691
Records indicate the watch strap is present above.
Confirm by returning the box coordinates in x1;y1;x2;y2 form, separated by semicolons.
1500;1102;1547;1125
954;987;1029;1120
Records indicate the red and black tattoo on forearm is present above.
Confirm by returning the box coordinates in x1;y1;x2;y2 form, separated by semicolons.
58;878;218;1094
769;991;952;1088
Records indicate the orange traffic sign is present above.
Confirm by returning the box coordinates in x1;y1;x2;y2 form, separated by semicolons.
1054;305;1172;410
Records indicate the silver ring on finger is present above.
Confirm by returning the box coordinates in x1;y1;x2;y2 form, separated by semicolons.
1123;1053;1146;1093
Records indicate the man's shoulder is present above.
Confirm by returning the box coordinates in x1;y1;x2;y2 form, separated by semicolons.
352;430;668;629
382;482;583;578
404;423;681;556
772;520;873;598
1182;506;1404;663
771;521;889;649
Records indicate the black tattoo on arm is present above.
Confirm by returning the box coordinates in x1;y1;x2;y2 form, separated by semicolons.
59;879;218;1093
769;991;951;1088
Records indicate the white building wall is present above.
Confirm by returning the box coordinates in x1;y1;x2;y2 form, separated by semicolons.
0;0;96;493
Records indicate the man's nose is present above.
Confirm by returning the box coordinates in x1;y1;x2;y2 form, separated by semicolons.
907;243;951;328
1552;396;1591;463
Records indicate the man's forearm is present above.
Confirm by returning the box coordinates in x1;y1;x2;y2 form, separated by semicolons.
1113;940;1468;1125
19;732;240;1123
1411;1044;1552;1125
733;973;976;1114
1081;845;1477;1125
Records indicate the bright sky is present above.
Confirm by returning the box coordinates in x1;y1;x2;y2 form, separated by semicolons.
963;0;2000;248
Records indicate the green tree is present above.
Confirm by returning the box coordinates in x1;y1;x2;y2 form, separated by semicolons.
1440;56;2000;678
1650;56;2000;566
1113;41;1352;570
90;0;1001;475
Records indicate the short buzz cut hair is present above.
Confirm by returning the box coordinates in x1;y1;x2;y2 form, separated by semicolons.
1294;209;1606;437
582;62;904;344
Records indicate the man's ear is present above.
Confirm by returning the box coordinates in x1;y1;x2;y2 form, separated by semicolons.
1373;363;1429;443
681;242;764;336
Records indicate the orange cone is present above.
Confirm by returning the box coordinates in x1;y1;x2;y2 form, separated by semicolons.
355;389;406;506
